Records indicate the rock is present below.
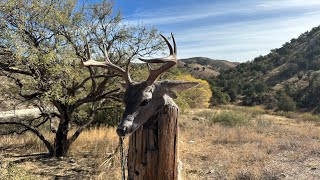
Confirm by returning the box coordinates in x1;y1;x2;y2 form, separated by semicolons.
69;159;76;164
279;173;286;178
206;169;214;174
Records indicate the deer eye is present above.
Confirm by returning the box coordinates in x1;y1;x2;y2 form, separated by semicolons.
140;99;150;106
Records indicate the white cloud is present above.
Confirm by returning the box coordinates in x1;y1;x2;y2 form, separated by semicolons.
174;12;320;62
125;1;320;62
258;0;320;9
128;0;320;25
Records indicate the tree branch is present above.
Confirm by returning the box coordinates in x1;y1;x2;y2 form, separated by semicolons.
0;118;54;155
74;88;120;108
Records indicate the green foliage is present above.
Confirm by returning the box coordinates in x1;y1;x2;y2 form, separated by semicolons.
275;111;320;122
210;111;250;127
209;25;320;111
213;111;249;126
93;105;124;126
275;110;296;119
0;0;163;156
219;105;267;119
304;71;320;107
210;86;230;105
276;91;296;112
194;109;214;119
195;109;250;127
300;112;320;122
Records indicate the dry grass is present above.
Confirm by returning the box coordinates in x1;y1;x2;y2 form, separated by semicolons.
0;127;121;179
1;106;320;179
69;127;122;180
179;108;320;179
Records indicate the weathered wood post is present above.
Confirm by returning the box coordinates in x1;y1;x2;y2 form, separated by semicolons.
128;104;179;180
82;33;195;179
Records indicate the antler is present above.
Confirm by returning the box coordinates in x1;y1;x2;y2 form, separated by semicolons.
82;43;132;85
139;33;177;85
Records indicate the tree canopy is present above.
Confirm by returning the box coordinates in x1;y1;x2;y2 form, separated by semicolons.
0;0;164;156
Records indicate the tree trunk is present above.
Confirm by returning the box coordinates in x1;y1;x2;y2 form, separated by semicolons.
128;104;179;180
54;115;70;157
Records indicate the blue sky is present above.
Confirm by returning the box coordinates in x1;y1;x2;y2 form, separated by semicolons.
82;0;320;62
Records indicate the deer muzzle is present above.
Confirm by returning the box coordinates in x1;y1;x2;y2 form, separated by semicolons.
116;114;135;136
116;126;127;136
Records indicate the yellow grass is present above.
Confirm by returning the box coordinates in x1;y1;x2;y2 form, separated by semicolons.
0;127;121;179
1;106;320;179
69;126;122;180
179;108;320;179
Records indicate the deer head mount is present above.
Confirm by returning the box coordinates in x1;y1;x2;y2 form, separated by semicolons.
83;33;198;136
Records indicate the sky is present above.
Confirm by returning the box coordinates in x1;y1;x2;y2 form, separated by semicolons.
82;0;320;62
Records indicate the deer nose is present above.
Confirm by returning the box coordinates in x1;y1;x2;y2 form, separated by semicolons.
116;126;127;136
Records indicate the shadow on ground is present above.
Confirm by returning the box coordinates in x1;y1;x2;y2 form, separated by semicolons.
1;152;98;180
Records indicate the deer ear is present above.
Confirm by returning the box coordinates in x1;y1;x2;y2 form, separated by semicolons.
167;91;178;99
159;80;199;92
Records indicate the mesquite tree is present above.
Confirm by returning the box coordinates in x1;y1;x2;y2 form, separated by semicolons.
0;0;163;157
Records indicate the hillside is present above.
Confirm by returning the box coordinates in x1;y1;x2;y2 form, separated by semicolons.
213;25;320;111
177;57;238;79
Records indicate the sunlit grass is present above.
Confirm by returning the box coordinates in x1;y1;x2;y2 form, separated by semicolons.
1;106;320;179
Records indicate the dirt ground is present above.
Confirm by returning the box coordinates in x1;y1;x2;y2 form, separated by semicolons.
1;106;320;179
0;154;97;179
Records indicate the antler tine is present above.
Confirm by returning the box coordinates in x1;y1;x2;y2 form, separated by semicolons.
139;33;177;85
160;34;173;56
82;43;132;85
171;33;177;55
139;33;176;63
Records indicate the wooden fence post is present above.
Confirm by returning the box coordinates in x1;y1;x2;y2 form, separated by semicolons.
128;104;179;180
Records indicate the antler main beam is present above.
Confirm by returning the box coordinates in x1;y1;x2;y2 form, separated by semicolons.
139;33;177;85
82;43;132;85
82;33;176;86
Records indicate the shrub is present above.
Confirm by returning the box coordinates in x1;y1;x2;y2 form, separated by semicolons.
194;109;216;119
210;111;250;127
275;111;297;119
300;112;320;122
276;91;296;112
174;75;212;109
219;105;266;117
210;87;231;105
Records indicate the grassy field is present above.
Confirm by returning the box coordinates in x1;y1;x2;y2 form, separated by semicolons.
1;105;320;179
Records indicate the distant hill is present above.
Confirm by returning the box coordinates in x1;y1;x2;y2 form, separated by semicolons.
177;57;238;79
213;25;320;111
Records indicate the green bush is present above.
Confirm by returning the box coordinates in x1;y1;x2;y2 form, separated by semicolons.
219;105;266;117
210;87;231;105
211;111;249;126
194;109;249;126
300;113;320;122
275;111;297;119
93;107;123;126
276;91;296;112
210;111;250;127
194;109;215;119
275;111;320;122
